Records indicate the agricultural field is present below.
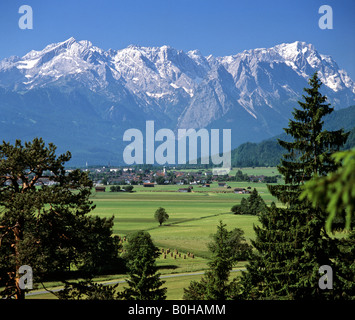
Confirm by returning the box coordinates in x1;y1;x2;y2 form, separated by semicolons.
91;167;281;269
29;167;281;299
91;183;276;239
229;166;281;176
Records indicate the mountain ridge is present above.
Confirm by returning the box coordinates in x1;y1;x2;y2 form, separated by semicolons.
1;38;354;166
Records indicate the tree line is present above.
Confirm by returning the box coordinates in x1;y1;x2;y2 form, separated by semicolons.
231;188;267;215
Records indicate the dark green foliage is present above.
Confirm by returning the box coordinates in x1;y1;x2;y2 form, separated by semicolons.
244;208;355;300
122;185;134;192
332;231;355;299
72;215;122;275
155;176;166;185
263;176;278;183
231;188;267;215
239;73;354;300
222;226;253;261
154;207;169;226
275;76;348;186
183;221;252;300
235;170;249;181
301;148;355;232
231;140;285;167
231;201;244;215
110;185;121;192
121;231;167;300
56;278;120;300
247;188;267;216
343;126;355;150
268;73;349;205
0;138;121;299
240;204;335;299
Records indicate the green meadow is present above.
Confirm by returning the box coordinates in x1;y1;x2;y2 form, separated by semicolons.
91;184;275;233
90;177;279;265
29;167;281;299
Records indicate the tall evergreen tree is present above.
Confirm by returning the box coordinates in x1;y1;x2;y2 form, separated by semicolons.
301;147;355;232
231;189;267;215
247;188;267;215
240;73;352;299
184;221;252;300
121;231;167;300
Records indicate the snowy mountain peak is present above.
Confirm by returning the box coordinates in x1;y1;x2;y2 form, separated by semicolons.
274;41;313;62
0;38;354;122
1;38;354;165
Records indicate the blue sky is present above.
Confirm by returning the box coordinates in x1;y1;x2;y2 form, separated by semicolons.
1;0;354;78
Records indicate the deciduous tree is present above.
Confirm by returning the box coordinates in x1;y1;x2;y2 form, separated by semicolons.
154;207;169;226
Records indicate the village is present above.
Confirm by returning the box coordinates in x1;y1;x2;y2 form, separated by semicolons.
80;166;281;193
4;165;279;195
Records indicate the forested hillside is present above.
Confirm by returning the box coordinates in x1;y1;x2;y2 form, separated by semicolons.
231;106;355;167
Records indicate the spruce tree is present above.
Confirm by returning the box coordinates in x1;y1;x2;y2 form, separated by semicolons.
301;148;355;232
248;188;267;215
269;72;348;205
121;231;167;300
184;221;252;300
231;189;267;215
240;73;352;299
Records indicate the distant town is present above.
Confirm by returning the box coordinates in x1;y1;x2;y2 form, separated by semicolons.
67;165;282;188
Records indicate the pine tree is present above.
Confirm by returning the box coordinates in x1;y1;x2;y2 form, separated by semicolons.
240;73;352;299
248;188;267;215
231;189;267;215
301;148;355;232
0;138;121;299
269;72;348;204
121;231;167;300
184;221;252;300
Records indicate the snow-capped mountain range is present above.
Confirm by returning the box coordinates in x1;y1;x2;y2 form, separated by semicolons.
1;38;354;165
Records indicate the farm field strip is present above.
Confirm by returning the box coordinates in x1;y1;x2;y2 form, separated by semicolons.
89;184;265;258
